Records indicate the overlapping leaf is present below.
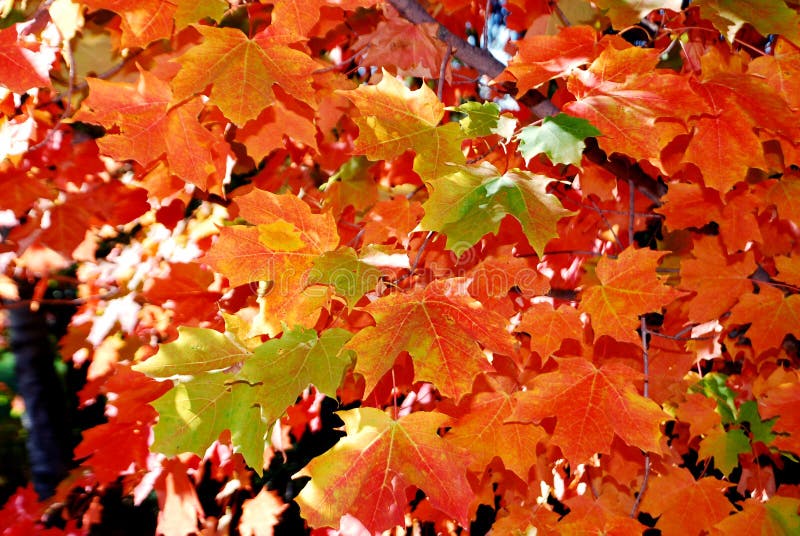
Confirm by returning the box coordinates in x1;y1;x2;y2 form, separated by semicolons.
580;248;684;346
565;44;705;169
296;408;474;533
135;326;353;472
509;358;667;462
75;68;228;192
340;71;464;180
201;189;338;336
419;163;574;256
170;25;318;126
345;278;517;400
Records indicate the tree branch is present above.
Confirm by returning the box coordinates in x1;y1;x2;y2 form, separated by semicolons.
390;0;663;202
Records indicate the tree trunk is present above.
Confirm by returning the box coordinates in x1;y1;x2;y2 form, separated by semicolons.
7;296;71;499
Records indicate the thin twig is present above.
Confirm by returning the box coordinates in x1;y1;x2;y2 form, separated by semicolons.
589;198;623;250
72;49;143;92
394;231;435;284
437;47;452;101
628;178;636;247
631;317;651;518
482;0;491;49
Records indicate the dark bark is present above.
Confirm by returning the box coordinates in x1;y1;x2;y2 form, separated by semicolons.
6;287;72;499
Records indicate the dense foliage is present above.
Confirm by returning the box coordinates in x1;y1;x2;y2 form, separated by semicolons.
2;0;800;533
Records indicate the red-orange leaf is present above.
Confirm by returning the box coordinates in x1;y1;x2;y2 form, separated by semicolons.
445;385;547;479
517;302;583;364
82;0;175;48
579;248;684;346
506;25;600;94
296;408;474;533
641;467;733;535
345;278;517;400
565;45;704;169
75;68;228;193
170;25;318;126
679;236;756;323
509;357;667;462
0;25;55;93
727;285;800;357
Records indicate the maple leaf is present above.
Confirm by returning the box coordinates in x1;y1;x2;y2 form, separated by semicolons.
579;248;684;346
516;113;600;167
453;101;501;137
75;68;228;193
641;468;734;534
510;357;667;462
201;189;339;336
235;94;319;162
749;38;800;110
345;278;517;400
271;0;375;39
681;108;768;193
727;285;800;357
239;488;287;536
141;326;353;472
308;247;382;310
444;382;547;480
695;0;800;47
679;236;756;323
711;496;800;536
767;171;800;225
361;196;425;248
340;71;465;180
132;326;250;377
516;302;584;364
655;182;722;230
0;25;55;93
353;8;448;79
506;25;600;94
170;25;319;126
295;408;474;532
419;163;574;257
565;44;705;170
82;0;175;48
697;427;750;475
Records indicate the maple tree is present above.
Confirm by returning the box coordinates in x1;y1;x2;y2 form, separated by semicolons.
2;0;800;534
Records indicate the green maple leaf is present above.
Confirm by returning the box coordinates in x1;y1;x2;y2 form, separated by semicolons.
132;326;250;377
419;163;574;256
698;427;750;475
736;400;776;445
139;326;353;473
695;0;800;47
308;247;382;310
150;373;266;470
516;113;600;167
452;101;500;137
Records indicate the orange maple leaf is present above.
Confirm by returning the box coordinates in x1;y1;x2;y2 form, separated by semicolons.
509;357;667;462
679;236;756;323
565;44;704;170
641;467;734;534
345;278;517;401
201;189;338;336
75;68;229;193
170;25;319;126
580;248;684;346
728;284;800;357
445;382;547;479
